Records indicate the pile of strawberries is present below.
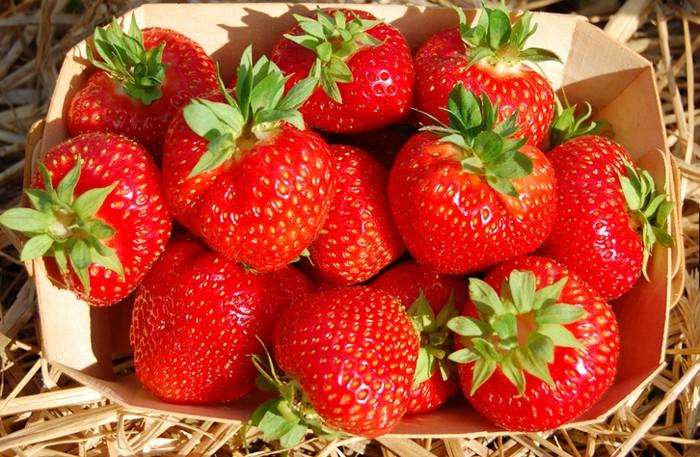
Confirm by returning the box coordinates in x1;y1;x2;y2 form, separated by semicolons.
0;3;674;441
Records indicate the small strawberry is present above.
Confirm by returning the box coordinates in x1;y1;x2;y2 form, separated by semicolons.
372;261;467;414
324;124;416;169
271;8;414;133
388;84;557;274
307;144;404;285
162;46;335;272
414;5;558;146
448;256;619;431
539;107;674;299
251;287;419;443
0;133;172;306
67;16;218;156
130;236;312;404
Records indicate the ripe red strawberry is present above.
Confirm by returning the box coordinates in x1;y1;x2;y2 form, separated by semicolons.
307;144;404;285
130;236;312;404
252;287;419;443
448;256;619;431
388;84;557;274
539;130;673;300
372;261;467;414
414;5;557;146
324;124;416;169
271;8;413;133
162;46;335;272
67;17;217;156
0;133;172;306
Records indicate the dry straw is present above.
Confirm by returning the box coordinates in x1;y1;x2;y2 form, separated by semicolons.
0;0;698;456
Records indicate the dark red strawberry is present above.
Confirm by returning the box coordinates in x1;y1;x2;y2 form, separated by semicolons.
251;287;419;443
67;17;218;156
0;133;172;306
414;5;557;146
388;84;557;274
162;46;335;272
448;256;619;431
271;8;413;133
372;261;467;414
130;236;312;404
539;129;673;299
324;124;416;168
307;144;404;285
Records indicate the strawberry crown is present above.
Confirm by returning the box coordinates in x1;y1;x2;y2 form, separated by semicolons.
447;270;585;396
619;160;674;279
546;95;611;149
0;157;123;296
250;344;344;447
286;8;383;103
88;15;167;105
420;83;533;197
456;2;560;68
409;291;459;385
184;45;317;177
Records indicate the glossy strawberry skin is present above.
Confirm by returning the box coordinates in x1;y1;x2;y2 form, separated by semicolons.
388;132;557;274
34;133;171;306
162;92;335;272
131;236;312;404
273;286;419;437
68;28;218;156
414;28;554;147
456;256;619;431
308;145;404;285
372;261;467;414
271;9;414;133
539;135;642;300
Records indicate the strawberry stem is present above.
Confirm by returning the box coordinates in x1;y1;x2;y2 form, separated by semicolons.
546;95;611;149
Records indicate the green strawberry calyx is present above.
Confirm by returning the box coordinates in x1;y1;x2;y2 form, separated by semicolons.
455;2;560;70
88;15;168;105
286;8;383;103
421;83;533;197
619;160;674;280
249;344;345;448
447;270;586;396
546;95;611;150
183;45;318;178
0;157;123;296
410;290;459;386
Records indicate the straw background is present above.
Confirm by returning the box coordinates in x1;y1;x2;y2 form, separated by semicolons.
0;0;698;455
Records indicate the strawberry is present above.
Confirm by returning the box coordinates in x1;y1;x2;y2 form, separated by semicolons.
324;124;416;169
161;46;335;272
372;261;467;414
388;84;557;274
251;287;419;443
414;5;557;146
538;107;673;299
130;235;312;404
0;133;171;306
447;256;619;431
306;144;404;285
67;16;218;156
271;8;413;133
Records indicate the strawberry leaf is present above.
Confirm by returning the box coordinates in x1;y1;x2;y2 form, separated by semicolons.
0;208;52;232
73;183;117;219
56;157;81;203
20;234;54;261
470;358;497;395
535;303;585;326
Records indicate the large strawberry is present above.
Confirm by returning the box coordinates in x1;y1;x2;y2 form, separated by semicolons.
414;5;557;146
372;261;467;414
448;256;619;431
251;287;419;444
130;236;312;404
307;144;404;285
539;109;673;299
271;8;413;133
67;16;218;156
0;133;171;306
388;84;557;274
162;46;334;272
